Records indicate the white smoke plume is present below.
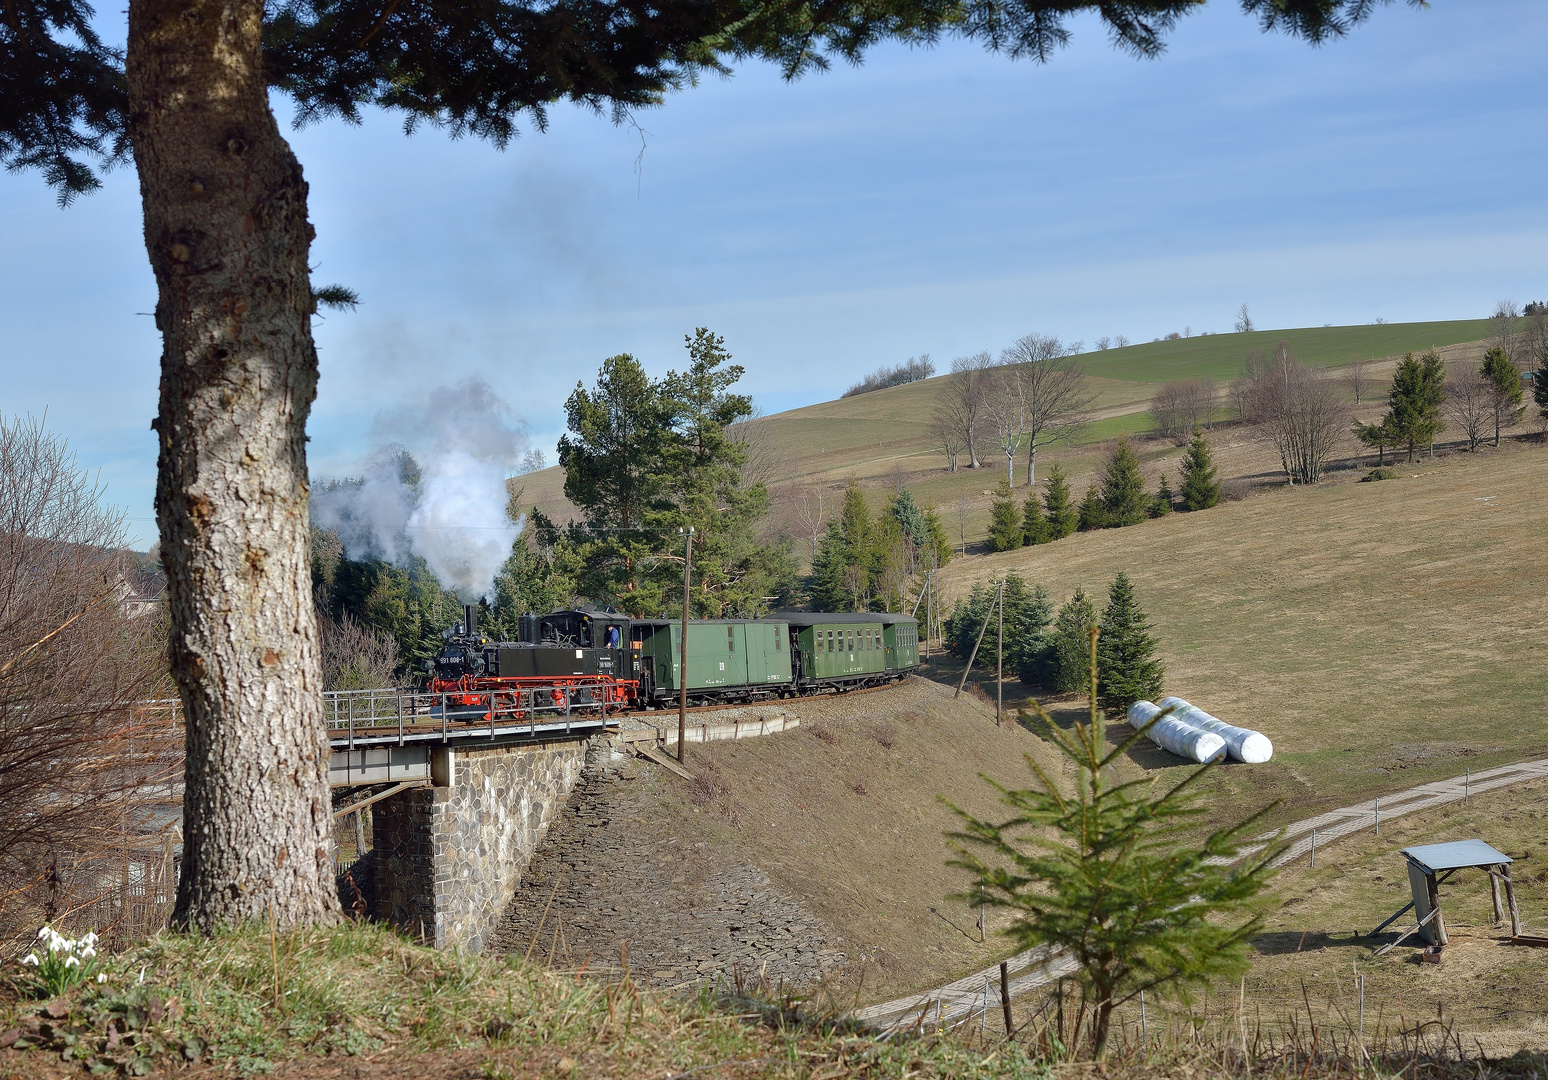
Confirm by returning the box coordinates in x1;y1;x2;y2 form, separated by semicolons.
312;378;528;599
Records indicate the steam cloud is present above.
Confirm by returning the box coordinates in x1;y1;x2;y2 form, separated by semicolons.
313;378;528;599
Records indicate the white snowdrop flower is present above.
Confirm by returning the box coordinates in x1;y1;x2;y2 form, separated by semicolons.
64;956;80;968
38;926;51;939
96;973;108;984
82;932;98;946
22;954;40;966
82;947;97;959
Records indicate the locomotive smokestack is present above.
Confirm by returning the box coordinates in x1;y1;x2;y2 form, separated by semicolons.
464;603;477;639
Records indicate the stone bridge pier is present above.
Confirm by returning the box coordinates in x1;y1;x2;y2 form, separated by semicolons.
364;737;601;952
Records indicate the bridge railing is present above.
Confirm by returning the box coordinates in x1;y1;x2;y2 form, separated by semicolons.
135;684;614;743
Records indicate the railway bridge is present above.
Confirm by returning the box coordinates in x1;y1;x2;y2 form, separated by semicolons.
321;686;800;953
324;686;615;953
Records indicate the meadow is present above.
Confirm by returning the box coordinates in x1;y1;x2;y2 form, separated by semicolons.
512;317;1505;551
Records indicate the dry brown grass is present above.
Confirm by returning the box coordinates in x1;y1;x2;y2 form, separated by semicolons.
628;678;1063;1002
937;442;1548;836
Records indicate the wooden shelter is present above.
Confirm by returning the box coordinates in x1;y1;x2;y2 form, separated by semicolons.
1370;839;1520;955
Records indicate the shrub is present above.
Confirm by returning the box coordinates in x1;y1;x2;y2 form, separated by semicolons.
1361;467;1397;482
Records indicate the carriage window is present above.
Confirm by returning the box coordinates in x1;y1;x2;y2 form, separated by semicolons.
728;626;735;652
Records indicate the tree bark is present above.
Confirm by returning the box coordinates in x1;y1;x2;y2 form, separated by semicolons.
127;0;340;930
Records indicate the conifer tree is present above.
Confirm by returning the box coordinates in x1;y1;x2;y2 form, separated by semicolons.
1096;571;1164;715
1384;351;1446;461
946;582;994;660
1101;435;1150;526
988;479;1024;552
922;508;953;568
1050;588;1097;693
1022;490;1048;546
1178;429;1221;510
1480;346;1523;446
1535;343;1548;421
947;625;1275;1059
1076;483;1106;532
808;521;850;612
1150;473;1173;517
1042;463;1078;540
888;487;930;549
1008;578;1055;685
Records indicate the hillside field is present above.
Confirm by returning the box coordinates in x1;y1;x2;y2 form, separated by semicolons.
934;441;1548;835
511;318;1505;552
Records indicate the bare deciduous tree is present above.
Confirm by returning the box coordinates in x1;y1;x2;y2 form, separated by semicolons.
791;484;828;563
1490;300;1520;363
1345;356;1371;403
0;415;168;949
927;409;966;472
317;608;401;690
1234;304;1254;334
1443;364;1492;452
1150;379;1216;443
1242;344;1350;484
997;335;1094;486
936;353;995;470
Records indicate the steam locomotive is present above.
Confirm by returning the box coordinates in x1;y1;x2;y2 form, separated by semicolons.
425;603;920;718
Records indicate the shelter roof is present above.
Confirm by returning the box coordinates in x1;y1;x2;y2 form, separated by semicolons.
1401;839;1512;873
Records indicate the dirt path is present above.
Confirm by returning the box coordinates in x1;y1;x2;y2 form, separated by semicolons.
852;755;1548;1033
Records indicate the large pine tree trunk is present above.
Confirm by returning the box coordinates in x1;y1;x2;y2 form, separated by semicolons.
127;0;340;930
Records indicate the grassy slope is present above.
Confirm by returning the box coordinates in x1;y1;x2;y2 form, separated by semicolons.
510;319;1499;548
933;443;1548;836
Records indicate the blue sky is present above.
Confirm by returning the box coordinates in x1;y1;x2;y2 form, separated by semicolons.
1;0;1544;546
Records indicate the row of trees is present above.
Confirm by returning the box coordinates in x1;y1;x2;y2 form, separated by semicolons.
943;571;1164;714
842;356;936;398
1353;346;1534;464
810;483;952;613
928;336;1094;486
984;432;1221;552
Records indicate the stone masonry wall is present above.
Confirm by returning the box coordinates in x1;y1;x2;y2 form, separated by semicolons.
372;738;590;953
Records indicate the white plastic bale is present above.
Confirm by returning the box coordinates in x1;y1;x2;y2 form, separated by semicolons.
1158;696;1273;764
1127;700;1225;763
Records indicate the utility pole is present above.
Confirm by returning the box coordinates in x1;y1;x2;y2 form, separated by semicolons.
956;580;1004;701
678;525;694;763
995;584;1006;726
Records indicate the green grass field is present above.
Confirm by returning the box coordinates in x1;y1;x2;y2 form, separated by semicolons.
1075;319;1496;382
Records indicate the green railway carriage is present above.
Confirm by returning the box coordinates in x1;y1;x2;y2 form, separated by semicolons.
777;612;919;691
884;617;919;671
634;618;794;704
